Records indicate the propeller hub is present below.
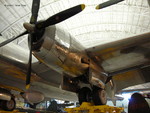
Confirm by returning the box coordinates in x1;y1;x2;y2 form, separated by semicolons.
23;23;35;33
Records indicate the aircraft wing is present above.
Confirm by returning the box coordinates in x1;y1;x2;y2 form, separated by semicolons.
0;37;41;92
86;31;150;92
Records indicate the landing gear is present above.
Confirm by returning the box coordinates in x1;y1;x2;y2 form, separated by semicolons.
78;87;92;105
92;88;107;105
78;87;107;105
0;98;16;111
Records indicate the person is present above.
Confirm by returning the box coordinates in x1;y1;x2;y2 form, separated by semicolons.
128;93;150;113
47;100;58;113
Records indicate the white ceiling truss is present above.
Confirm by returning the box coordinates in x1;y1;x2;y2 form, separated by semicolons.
0;0;150;49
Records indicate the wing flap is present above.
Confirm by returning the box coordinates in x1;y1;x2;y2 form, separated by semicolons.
113;65;150;92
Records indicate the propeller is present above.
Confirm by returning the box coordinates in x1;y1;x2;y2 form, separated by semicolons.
36;4;85;30
96;0;124;9
0;0;85;89
0;31;28;47
26;0;40;89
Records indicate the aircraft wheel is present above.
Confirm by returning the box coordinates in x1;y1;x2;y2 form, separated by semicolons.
92;89;107;105
78;87;92;105
1;98;16;111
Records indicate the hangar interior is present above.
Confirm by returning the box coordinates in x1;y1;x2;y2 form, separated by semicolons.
1;0;150;48
0;0;150;113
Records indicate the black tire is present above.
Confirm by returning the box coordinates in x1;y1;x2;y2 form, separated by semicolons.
92;89;107;105
1;98;16;111
78;87;92;105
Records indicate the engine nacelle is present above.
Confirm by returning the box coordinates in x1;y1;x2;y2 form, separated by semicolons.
21;91;44;104
0;88;11;101
0;93;11;101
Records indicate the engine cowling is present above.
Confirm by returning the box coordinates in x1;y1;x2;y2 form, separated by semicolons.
0;88;11;101
0;93;11;101
21;91;44;104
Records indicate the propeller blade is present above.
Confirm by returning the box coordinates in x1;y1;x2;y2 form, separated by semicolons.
26;36;33;89
96;0;124;9
0;31;28;47
30;0;40;24
36;4;85;29
26;0;40;89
